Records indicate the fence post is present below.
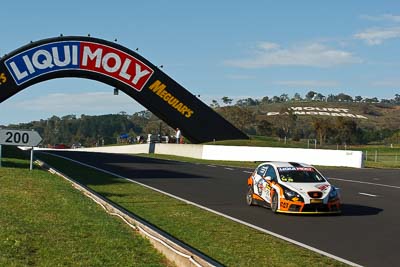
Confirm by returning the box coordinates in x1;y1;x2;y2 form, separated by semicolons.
374;150;378;162
365;150;368;161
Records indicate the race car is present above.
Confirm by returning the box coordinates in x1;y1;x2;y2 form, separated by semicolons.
246;162;341;214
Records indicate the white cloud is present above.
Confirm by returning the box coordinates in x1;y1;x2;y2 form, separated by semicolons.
225;42;361;68
354;27;400;45
274;80;340;88
371;79;400;87
360;14;400;23
11;92;144;113
225;74;255;80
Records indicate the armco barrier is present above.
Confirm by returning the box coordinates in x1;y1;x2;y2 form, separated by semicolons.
36;143;364;168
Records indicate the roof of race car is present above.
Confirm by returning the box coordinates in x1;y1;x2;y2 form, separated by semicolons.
258;161;313;168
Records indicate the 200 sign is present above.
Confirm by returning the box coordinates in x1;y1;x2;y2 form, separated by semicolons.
5;131;30;144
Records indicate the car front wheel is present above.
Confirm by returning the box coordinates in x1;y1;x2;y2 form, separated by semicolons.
271;193;279;213
246;186;255;206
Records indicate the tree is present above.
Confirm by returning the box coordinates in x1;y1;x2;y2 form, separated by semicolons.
235;98;258;106
280;94;289;102
394;94;400;104
314;93;325;101
364;97;379;103
292;93;302;101
305;91;317;100
261;96;270;104
271;107;298;138
271;96;280;103
257;120;273;136
355;96;363;102
218;106;255;132
327;94;337;102
337;93;353;102
210;99;220;108
334;118;359;144
221;96;233;105
312;118;330;145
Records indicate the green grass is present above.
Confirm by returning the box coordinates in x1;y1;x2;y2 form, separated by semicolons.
35;153;348;267
0;158;171;267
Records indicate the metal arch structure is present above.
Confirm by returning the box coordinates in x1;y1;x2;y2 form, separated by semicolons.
0;36;248;143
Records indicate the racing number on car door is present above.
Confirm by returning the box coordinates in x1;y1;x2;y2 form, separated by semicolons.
264;166;278;203
254;165;271;202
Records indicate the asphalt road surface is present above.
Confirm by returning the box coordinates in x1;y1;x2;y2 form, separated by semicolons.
38;151;400;267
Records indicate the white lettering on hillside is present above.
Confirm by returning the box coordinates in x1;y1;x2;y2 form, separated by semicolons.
266;106;368;119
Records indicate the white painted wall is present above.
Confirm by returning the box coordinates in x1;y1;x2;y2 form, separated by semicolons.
202;145;363;168
36;144;150;154
154;144;204;159
36;143;364;168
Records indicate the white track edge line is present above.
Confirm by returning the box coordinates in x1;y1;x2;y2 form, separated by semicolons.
40;152;362;267
329;177;400;189
358;192;378;197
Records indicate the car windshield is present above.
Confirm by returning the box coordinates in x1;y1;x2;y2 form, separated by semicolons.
277;167;326;183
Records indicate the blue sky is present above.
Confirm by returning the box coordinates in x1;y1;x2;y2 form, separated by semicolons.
1;1;400;125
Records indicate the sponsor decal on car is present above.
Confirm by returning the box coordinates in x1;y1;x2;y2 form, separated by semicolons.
278;167;313;172
315;184;330;191
277;167;296;172
5;41;154;92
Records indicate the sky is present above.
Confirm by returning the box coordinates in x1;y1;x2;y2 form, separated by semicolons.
1;1;400;125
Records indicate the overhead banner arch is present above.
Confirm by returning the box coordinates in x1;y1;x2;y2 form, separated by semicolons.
0;36;248;143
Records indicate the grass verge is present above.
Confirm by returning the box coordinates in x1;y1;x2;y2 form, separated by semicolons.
35;153;348;267
0;158;171;267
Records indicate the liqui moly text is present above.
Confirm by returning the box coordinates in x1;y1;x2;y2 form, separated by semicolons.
5;41;154;91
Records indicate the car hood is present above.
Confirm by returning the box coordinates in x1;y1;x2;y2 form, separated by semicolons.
282;182;331;197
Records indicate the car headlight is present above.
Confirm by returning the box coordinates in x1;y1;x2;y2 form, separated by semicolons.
329;187;338;200
283;187;303;202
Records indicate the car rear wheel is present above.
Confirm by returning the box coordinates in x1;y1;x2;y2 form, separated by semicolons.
271;193;279;213
246;186;255;206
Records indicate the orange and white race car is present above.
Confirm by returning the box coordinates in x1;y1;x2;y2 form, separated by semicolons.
246;162;341;214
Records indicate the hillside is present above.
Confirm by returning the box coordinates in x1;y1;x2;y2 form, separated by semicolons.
2;102;399;147
255;102;400;129
216;101;400;145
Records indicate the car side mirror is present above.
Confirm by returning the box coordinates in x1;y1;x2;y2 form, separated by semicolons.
264;176;272;181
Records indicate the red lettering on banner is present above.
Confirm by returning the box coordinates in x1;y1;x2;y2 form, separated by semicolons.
79;42;154;92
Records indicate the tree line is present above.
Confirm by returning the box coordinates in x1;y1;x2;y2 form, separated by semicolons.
3;111;173;147
211;92;400;107
2;93;399;147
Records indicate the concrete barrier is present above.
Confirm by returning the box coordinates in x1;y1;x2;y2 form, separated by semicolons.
154;144;204;159
202;145;363;168
37;144;150;154
36;143;364;168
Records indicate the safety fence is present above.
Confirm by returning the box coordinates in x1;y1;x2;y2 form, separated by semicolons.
364;150;400;167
